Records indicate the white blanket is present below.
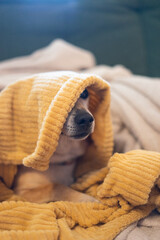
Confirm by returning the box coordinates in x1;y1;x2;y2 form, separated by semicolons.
0;39;95;87
0;39;160;240
85;66;160;153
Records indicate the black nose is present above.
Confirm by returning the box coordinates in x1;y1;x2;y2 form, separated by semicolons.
74;110;94;126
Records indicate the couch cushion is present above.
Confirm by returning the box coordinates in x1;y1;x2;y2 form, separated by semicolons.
0;0;160;77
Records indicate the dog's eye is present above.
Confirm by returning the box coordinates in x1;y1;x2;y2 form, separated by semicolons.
80;89;89;99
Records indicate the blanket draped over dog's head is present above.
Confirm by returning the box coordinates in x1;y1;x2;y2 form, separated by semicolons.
0;71;113;182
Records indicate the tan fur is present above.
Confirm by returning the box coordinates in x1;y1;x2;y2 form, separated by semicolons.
13;95;97;203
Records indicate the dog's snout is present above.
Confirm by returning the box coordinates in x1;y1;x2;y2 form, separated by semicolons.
74;110;94;126
62;99;95;139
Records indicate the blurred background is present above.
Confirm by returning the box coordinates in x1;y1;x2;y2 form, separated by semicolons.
0;0;160;77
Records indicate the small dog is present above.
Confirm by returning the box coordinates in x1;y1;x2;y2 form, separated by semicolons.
13;89;97;203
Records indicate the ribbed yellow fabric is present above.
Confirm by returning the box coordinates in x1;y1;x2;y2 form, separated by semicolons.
0;71;113;173
0;149;160;240
97;150;160;206
0;71;160;240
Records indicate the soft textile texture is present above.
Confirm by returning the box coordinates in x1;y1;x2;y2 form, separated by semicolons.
0;40;160;239
0;71;160;240
0;150;160;239
0;39;95;87
85;65;160;153
115;211;160;240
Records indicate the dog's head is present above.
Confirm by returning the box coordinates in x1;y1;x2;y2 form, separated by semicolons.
62;89;95;140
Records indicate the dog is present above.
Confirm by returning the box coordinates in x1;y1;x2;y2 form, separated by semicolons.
13;89;97;203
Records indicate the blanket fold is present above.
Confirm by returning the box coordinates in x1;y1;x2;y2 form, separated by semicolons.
0;71;160;240
97;150;160;206
0;148;160;240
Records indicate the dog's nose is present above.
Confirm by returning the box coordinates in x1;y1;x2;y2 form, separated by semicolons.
74;110;94;126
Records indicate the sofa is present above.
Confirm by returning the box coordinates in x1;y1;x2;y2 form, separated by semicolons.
0;0;160;77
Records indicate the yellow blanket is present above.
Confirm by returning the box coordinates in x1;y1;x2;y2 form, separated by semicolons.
0;71;159;240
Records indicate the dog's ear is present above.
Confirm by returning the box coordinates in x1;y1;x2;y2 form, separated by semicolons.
75;84;113;177
88;88;107;113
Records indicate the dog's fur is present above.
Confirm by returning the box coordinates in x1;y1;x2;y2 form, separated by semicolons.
13;90;97;203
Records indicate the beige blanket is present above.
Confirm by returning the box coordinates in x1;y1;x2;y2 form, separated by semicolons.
0;39;160;240
85;65;160;153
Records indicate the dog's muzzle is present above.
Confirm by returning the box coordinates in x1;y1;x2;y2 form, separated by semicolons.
62;109;95;140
